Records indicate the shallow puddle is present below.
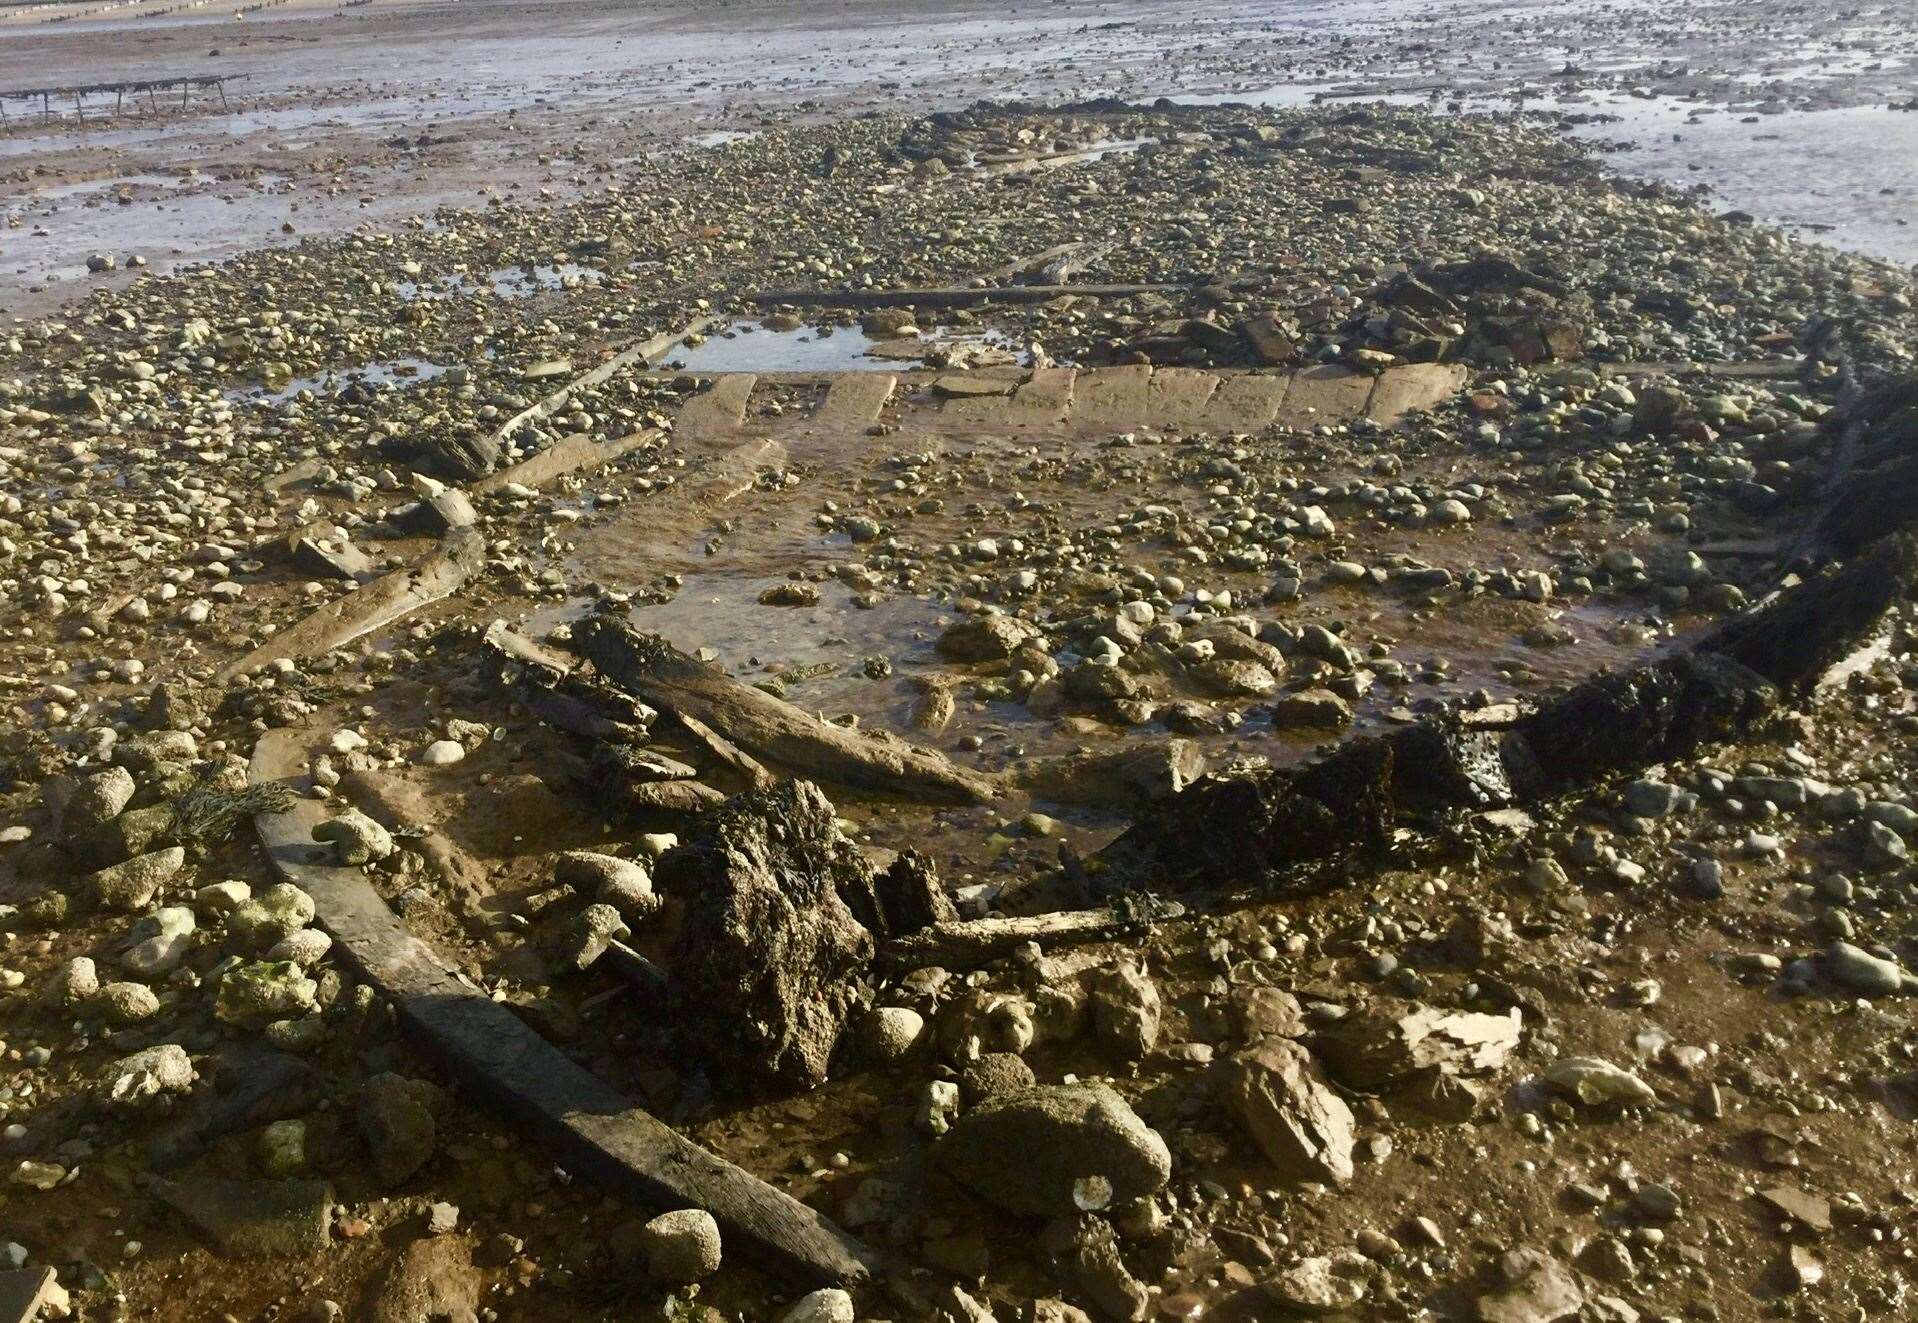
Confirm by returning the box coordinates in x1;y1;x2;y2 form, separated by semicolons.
664;320;888;373
228;356;451;404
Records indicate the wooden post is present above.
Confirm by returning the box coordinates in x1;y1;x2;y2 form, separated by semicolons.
73;93;84;125
216;79;228;109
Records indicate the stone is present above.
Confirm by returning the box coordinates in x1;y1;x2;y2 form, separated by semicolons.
1476;1248;1585;1323
937;613;1040;662
552;902;629;972
122;905;197;977
1270;688;1353;730
555;850;659;923
267;929;333;966
358;1234;481;1323
312;808;395;865
1089;962;1162;1060
959;1052;1037;1104
157;1177;334;1258
1042;1215;1149;1321
637;1208;723;1284
98;1043;196;1108
860;1006;927;1065
1543;1057;1657;1107
1266;1252;1370;1314
86;847;185;912
1758;1186;1833;1233
1318;1001;1522;1091
358;1073;442;1186
1221;1036;1356;1186
64;766;136;837
228;883;316;952
1823;941;1915;995
44;957;98;1009
419;739;466;767
196;881;252;915
660;781;877;1094
778;1289;855;1323
939;1083;1171;1216
259;1120;308;1177
216;961;318;1025
96;981;160;1024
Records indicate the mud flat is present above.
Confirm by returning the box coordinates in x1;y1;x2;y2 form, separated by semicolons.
3;0;1916;315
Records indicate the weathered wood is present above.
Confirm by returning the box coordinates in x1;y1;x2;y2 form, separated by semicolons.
0;1267;64;1323
1096;536;1918;895
880;910;1132;972
574;617;1000;804
479;319;717;470
672;710;776;789
221;527;483;681
472;427;661;497
750;284;1186;310
1006;740;1207;807
248;730;879;1288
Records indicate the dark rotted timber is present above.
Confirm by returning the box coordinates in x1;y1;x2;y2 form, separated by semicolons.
1094;534;1916;895
247;731;881;1288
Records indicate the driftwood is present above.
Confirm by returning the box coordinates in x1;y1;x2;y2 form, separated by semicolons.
1006;740;1206;807
1096;535;1917;894
749;284;1186;310
473;320;716;477
248;730;879;1287
879;910;1135;973
471;427;661;497
574;616;1000;804
221;527;483;681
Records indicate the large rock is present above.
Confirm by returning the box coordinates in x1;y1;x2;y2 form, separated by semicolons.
1318;1001;1521;1092
660;781;876;1093
1220;1036;1355;1185
156;1177;334;1258
939;1083;1171;1217
358;1073;443;1186
1089;963;1162;1061
937;613;1041;662
86;847;185;912
1476;1248;1586;1323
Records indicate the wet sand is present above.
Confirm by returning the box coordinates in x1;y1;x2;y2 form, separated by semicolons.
2;0;1914;315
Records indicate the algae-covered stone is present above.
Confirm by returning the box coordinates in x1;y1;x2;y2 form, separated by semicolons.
87;846;185;911
217;961;319;1025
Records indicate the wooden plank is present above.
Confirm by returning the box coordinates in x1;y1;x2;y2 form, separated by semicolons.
481;317;716;466
1143;366;1221;430
1365;363;1467;425
811;373;896;428
220;528;483;682
675;373;756;436
1273;364;1374;428
0;1269;62;1323
1070;365;1153;431
574;618;1001;805
247;731;880;1289
1197;371;1289;432
471;428;660;497
749;284;1185;310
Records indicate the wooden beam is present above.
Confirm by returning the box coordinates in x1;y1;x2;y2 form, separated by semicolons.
748;284;1187;310
248;731;880;1288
